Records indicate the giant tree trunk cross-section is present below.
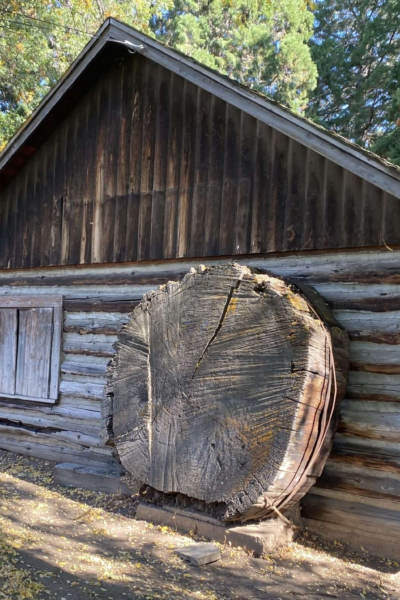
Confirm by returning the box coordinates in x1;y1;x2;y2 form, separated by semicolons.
105;264;349;521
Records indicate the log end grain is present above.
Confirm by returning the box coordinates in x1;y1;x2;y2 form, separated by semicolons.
105;263;349;521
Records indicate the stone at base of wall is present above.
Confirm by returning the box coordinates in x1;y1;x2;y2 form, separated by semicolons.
53;463;133;495
136;503;299;555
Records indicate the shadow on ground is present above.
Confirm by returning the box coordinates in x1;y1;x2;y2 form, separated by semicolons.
0;450;398;600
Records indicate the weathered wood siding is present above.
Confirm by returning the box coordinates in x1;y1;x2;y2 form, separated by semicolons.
0;275;143;466
0;249;399;557
0;53;398;270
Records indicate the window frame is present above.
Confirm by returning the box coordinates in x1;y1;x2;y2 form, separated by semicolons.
0;295;63;404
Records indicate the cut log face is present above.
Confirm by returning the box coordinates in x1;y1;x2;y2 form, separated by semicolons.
105;264;349;521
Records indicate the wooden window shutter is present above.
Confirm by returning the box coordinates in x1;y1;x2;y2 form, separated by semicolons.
0;296;63;403
0;309;18;395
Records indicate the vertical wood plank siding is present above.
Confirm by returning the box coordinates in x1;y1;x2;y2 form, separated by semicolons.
0;53;393;270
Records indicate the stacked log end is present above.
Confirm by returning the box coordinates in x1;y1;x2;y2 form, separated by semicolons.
105;263;349;522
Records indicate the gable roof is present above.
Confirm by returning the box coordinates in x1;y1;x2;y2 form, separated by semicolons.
1;18;399;198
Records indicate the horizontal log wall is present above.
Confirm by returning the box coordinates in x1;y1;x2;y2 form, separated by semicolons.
0;248;400;557
0;52;398;270
0;277;145;466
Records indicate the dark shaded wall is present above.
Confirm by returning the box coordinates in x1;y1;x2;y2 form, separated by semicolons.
0;52;398;269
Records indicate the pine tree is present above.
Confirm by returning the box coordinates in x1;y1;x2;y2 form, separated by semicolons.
307;0;400;162
153;0;317;111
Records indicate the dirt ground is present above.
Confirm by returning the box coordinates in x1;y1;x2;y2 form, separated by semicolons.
0;450;398;600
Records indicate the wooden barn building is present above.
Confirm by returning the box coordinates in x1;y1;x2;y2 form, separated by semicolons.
0;18;400;558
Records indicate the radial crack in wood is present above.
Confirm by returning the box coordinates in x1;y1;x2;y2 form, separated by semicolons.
105;263;349;521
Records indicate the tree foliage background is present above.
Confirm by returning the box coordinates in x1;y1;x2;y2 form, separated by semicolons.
0;0;399;165
154;0;317;111
307;0;400;165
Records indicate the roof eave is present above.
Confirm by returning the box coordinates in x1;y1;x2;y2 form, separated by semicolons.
0;19;113;174
0;17;399;199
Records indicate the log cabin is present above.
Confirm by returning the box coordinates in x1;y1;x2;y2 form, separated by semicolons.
0;17;400;558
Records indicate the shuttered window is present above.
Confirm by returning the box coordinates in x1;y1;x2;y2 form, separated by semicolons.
0;296;62;403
